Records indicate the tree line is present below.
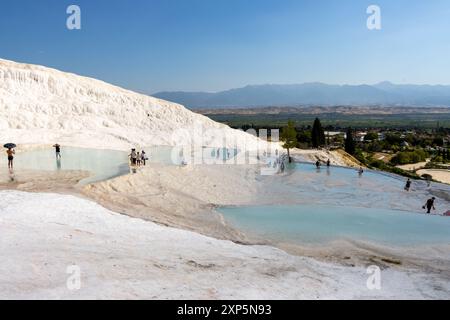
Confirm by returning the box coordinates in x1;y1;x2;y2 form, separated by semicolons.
281;118;356;161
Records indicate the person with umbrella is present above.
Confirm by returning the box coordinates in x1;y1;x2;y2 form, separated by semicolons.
4;143;16;169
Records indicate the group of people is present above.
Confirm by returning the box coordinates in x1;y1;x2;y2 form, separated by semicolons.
313;159;440;215
404;178;438;214
2;144;447;216
4;143;61;170
129;149;148;167
213;148;233;160
269;155;285;173
315;159;332;169
315;159;365;176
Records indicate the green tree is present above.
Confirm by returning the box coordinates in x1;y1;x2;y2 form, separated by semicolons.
311;118;326;148
297;130;311;146
281;120;298;163
345;128;356;155
433;137;444;147
385;133;402;146
390;150;428;165
364;131;379;141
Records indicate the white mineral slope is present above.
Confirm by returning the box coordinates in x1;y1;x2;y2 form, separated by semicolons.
0;190;448;300
0;58;266;151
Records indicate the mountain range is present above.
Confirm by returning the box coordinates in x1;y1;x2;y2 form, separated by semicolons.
153;82;450;109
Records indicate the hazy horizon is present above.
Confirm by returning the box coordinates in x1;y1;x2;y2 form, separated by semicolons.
152;81;450;95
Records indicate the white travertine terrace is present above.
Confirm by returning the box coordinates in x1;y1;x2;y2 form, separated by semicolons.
0;58;267;151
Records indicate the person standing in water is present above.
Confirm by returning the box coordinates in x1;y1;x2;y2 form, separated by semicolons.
423;197;436;214
53;144;62;159
326;159;331;167
316;160;321;169
404;179;412;191
358;167;364;176
141;150;147;166
136;152;141;167
129;149;137;166
6;147;15;169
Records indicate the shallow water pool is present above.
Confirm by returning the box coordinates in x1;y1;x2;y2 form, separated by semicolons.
221;204;450;246
142;146;240;165
222;163;450;247
5;147;130;185
270;163;450;212
2;146;241;185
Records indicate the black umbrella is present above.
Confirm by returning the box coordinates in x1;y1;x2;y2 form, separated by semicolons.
3;143;16;149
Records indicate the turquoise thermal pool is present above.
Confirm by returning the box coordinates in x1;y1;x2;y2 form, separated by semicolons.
5;147;130;185
2;146;240;185
221;204;450;246
221;163;450;247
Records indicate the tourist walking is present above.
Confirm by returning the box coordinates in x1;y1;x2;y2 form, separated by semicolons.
404;179;412;192
423;197;436;214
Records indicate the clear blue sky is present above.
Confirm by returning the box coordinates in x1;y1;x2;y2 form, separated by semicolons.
0;0;449;93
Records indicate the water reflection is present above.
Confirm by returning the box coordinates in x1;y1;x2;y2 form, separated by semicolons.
8;168;14;182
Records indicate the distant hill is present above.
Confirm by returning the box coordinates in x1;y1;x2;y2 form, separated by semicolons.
154;82;450;109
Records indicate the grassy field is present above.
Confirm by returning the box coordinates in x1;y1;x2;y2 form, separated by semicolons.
199;111;450;129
